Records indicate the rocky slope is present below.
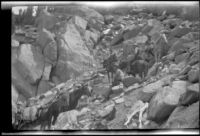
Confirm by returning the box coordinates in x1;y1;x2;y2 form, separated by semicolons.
12;5;199;130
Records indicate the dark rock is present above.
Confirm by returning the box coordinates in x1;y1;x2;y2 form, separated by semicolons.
123;76;141;88
188;68;199;83
123;26;142;40
174;52;190;64
110;31;124;46
169;27;191;38
163;102;199;128
104;15;114;25
179;83;199;106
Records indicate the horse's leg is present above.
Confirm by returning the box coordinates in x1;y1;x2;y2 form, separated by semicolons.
107;71;110;83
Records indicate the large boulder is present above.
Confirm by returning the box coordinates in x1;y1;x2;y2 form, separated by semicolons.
12;61;37;99
147;81;187;123
179;83;199;106
52;19;94;82
72;16;87;30
16;44;45;84
162;102;199;128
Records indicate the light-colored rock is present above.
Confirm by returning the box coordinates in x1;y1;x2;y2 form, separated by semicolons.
147;81;187;123
22;106;38;121
97;101;115;119
41;63;52;80
138;80;163;102
73;16;87;30
12;59;37;99
163;102;199;128
17;44;45;84
12;39;19;47
53;19;94;82
169;63;181;74
37;80;53;96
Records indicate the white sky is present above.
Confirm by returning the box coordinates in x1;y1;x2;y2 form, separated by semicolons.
10;1;198;15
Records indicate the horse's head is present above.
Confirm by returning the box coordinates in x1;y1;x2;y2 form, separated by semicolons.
81;83;93;97
74;83;93;98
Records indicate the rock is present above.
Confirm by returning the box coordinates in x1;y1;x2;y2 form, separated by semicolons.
188;68;199;83
174;53;190;64
88;18;103;31
141;25;153;35
12;62;37;99
35;9;57;31
169;39;189;54
115;97;124;104
54;110;80;129
169;63;181;74
169;27;191;38
12;39;20;47
179;83;199;106
123;76;141;88
123;26;142;40
72;16;87;30
188;51;199;66
138;79;163;103
97;101;116;120
111;84;124;95
181;32;200;41
133;35;148;44
110;31;124;46
148;19;163;36
17;44;45;84
147;81;187;123
146;62;162;79
53;19;94;82
22;106;38;121
163;102;199;128
37;80;54;96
